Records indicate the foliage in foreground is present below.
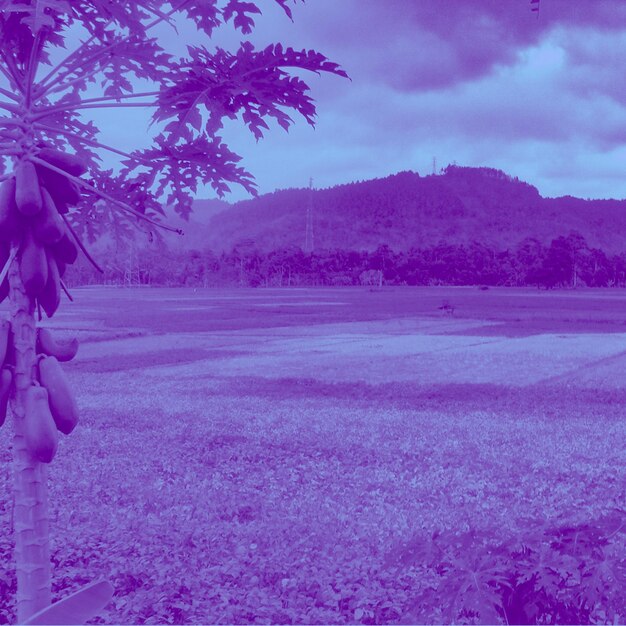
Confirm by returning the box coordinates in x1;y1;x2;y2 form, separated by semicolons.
0;0;348;248
3;494;622;624
2;288;624;625
1;380;623;624
388;510;625;624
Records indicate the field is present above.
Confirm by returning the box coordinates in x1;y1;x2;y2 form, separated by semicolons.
1;286;625;624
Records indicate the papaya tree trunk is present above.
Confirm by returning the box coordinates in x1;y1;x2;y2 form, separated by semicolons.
7;247;52;622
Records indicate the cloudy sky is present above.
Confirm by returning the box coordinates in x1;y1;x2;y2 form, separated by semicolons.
220;0;626;202
17;0;626;202
223;0;626;203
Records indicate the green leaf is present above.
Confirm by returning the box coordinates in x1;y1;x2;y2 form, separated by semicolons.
23;579;114;625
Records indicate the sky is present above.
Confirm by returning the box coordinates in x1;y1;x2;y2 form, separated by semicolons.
11;0;626;203
221;0;626;202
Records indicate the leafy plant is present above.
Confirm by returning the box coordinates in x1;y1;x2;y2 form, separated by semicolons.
386;509;626;624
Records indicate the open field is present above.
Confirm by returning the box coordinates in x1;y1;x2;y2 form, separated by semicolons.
1;286;625;624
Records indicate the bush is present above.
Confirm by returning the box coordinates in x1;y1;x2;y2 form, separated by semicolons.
385;510;626;624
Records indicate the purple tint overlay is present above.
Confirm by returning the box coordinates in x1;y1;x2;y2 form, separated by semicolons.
1;0;625;622
2;286;622;623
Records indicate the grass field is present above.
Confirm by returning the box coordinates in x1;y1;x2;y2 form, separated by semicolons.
0;286;625;624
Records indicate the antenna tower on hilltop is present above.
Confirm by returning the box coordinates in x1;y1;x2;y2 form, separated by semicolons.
305;177;314;253
432;157;437;175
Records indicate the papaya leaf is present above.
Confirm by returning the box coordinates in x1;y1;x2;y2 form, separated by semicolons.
121;134;256;216
23;579;114;625
0;0;70;33
1;0;347;232
273;0;300;20
152;41;347;144
222;0;262;34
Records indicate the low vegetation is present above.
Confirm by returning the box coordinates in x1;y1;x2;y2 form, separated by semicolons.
1;286;623;624
66;231;626;291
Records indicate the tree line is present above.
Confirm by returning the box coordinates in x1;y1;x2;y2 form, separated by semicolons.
64;231;626;289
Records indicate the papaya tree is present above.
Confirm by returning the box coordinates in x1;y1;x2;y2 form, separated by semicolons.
0;1;347;622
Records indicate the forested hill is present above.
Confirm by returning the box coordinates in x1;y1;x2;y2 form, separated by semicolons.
193;166;626;254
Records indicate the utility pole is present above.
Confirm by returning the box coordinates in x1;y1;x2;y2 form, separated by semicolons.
305;177;314;253
123;243;133;288
124;240;140;287
432;157;437;175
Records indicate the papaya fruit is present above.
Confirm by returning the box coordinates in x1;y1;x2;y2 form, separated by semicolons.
19;230;48;296
38;356;78;435
0;319;9;365
0;367;11;427
53;196;69;215
50;232;78;265
63;180;82;206
33;187;65;245
2;322;14;368
36;328;78;362
35;148;88;177
35;166;81;207
14;160;43;216
38;250;61;318
24;385;58;463
0;177;22;241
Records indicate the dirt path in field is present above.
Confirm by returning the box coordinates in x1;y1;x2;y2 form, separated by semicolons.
27;285;626;391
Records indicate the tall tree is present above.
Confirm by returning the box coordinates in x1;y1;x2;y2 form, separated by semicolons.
0;1;347;622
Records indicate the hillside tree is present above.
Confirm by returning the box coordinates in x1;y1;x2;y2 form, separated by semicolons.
0;0;347;622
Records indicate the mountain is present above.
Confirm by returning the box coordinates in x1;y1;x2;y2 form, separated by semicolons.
84;198;231;254
185;198;231;225
189;166;626;254
166;198;230;250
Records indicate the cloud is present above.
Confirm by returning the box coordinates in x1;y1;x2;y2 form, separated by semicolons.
21;1;626;205
214;16;626;202
176;1;626;201
273;0;626;93
555;28;626;107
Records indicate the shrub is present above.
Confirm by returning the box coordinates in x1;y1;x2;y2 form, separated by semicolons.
385;510;626;624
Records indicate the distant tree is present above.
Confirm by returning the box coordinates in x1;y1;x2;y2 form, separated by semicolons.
0;1;347;621
586;248;611;287
359;268;380;287
540;237;574;288
564;231;591;288
181;249;206;286
137;243;175;286
397;247;429;286
494;249;519;286
611;253;626;287
467;241;501;285
265;245;304;286
516;237;546;287
428;242;468;285
370;244;394;287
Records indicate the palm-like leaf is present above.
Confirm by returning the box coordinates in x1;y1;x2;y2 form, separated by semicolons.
23;580;113;625
0;0;348;234
1;0;71;33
